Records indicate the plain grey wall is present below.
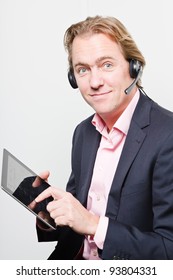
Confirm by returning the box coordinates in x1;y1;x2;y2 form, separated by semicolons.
0;0;173;259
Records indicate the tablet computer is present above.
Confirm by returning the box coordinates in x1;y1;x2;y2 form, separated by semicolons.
1;148;56;230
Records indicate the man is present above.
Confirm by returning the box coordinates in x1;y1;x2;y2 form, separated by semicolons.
35;16;173;259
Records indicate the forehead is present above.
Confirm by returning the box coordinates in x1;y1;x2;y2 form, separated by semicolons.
71;33;124;66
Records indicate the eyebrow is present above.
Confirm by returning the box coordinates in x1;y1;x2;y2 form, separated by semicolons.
74;56;115;68
96;56;115;63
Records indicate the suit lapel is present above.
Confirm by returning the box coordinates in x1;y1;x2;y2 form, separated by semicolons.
106;93;152;218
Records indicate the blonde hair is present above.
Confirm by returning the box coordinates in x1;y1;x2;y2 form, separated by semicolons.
64;16;146;86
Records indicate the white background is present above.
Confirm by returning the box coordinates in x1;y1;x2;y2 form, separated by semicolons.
0;0;173;259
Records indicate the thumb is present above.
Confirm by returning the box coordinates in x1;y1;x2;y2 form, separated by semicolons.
38;170;50;181
32;171;50;188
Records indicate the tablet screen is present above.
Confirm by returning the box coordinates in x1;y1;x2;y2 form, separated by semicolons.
1;149;56;230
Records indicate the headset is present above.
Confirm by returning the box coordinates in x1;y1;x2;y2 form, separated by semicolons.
68;69;78;89
68;59;143;94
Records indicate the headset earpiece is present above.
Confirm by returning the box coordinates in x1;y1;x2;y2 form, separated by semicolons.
68;70;78;89
124;59;143;94
129;59;142;79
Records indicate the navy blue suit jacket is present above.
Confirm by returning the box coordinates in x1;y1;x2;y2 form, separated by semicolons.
37;92;173;259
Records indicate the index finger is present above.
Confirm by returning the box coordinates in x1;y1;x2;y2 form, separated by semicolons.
35;186;64;203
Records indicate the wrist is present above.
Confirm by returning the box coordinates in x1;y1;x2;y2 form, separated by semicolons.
87;214;100;236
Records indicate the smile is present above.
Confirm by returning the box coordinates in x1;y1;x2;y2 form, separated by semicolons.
90;91;111;97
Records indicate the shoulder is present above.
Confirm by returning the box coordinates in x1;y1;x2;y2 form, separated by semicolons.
74;114;96;135
71;114;101;147
140;94;173;144
136;93;173;128
151;99;173;128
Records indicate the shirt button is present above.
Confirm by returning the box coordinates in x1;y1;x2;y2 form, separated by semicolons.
93;250;98;256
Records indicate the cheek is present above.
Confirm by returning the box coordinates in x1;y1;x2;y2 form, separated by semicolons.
104;72;122;88
77;79;89;95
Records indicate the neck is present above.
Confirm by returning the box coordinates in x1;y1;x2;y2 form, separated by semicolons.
102;91;137;131
101;112;122;132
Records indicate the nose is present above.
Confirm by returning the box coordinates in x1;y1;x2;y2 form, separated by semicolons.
89;68;104;89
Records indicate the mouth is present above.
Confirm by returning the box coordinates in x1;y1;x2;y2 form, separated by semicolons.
90;91;111;97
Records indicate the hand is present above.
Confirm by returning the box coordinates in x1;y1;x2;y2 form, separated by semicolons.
35;187;99;236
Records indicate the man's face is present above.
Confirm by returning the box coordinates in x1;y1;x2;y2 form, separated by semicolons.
71;33;136;126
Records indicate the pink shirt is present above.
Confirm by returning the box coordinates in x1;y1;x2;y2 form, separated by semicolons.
83;90;140;259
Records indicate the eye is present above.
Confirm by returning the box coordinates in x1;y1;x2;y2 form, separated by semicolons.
78;67;87;75
103;62;113;70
